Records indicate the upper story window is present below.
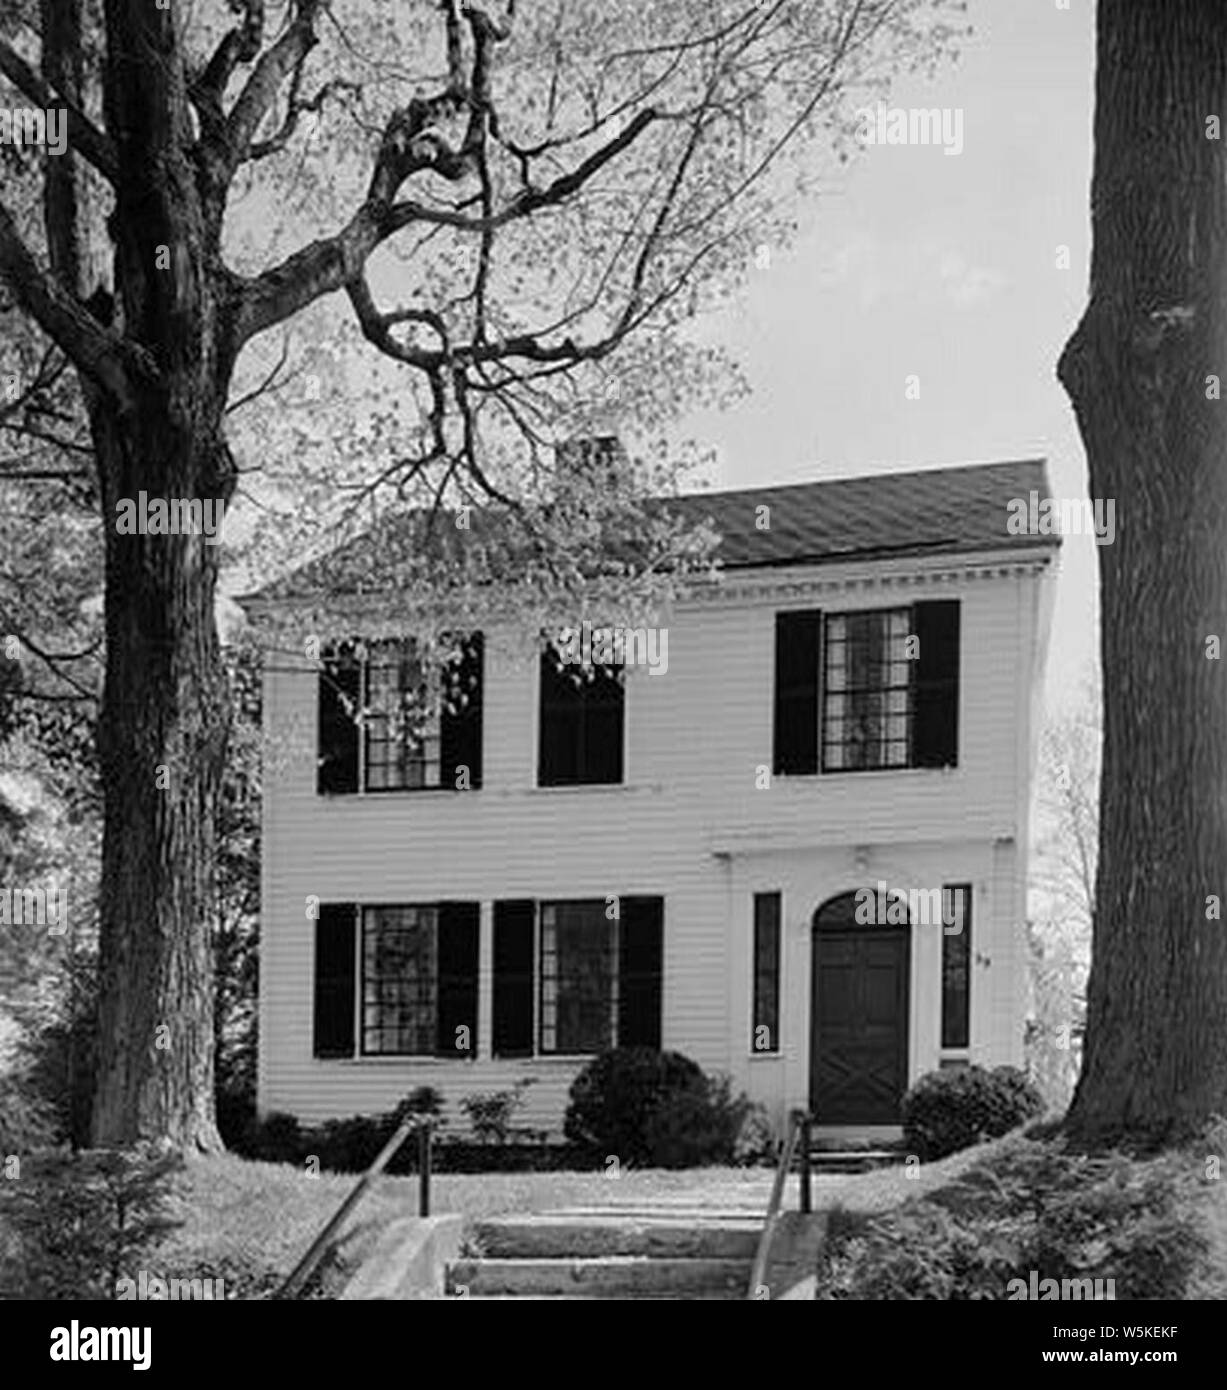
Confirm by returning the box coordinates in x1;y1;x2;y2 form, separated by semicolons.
773;600;960;776
537;645;624;787
365;642;440;790
824;608;913;770
316;634;483;795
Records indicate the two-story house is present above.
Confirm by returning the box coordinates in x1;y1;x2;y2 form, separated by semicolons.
240;458;1058;1140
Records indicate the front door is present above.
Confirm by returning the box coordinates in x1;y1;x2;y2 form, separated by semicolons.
810;898;909;1124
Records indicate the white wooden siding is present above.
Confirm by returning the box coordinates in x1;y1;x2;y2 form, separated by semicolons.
258;552;1051;1133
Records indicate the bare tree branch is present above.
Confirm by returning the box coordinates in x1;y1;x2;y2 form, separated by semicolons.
237;101;658;345
40;0;87;299
0;201;144;408
223;0;327;169
0;38;117;182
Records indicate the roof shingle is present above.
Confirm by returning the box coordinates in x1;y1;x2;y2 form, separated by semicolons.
242;457;1057;604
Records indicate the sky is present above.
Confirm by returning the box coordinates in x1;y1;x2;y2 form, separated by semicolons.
678;0;1098;718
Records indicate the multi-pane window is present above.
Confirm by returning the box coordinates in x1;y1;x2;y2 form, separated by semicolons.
317;634;483;794
315;897;656;1062
365;642;440;791
752;893;782;1054
361;906;439;1055
358;903;479;1057
940;884;972;1050
773;600;960;776
539;901;618;1054
823;608;913;771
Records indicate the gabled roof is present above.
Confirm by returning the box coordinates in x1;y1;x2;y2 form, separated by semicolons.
241;457;1058;605
641;457;1058;569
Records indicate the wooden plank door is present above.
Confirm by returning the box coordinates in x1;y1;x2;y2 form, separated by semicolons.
810;926;909;1124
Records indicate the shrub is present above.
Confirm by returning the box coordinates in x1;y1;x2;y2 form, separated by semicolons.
216;1084;257;1153
166;1252;282;1301
0;1146;184;1300
817;1200;1016;1300
902;1065;1044;1161
564;1048;757;1167
564;1047;707;1165
0;1072;58;1154
642;1074;750;1168
237;1091;444;1172
395;1086;446;1121
815;1134;1210;1301
248;1112;303;1165
311;1114;388;1172
733;1103;778;1167
460;1080;535;1144
19;953;99;1148
431;1139;601;1173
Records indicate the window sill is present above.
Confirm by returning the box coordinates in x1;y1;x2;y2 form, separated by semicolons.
317;787;481;800
776;764;958;781
529;782;663;795
344;1054;480;1064
321;1053;601;1065
315;784;666;801
747;1051;783;1061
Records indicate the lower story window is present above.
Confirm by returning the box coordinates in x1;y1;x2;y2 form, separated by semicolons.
537;897;664;1055
362;906;438;1055
540;901;618;1054
360;903;478;1056
940;884;972;1050
752;892;782;1053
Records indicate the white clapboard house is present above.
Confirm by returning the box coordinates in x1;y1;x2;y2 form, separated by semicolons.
241;458;1058;1139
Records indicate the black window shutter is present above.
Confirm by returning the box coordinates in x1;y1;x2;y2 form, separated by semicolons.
538;651;579;785
317;645;360;794
493;900;535;1057
441;633;484;790
313;904;355;1058
436;901;480;1057
618;897;663;1049
774;611;822;776
912;600;960;768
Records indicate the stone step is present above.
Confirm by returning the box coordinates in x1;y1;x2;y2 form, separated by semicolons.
801;1150;903;1174
447;1256;752;1299
473;1216;760;1260
461;1292;745;1301
544;1205;768;1214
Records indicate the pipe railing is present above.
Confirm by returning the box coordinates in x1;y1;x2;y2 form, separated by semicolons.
746;1108;812;1300
275;1114;436;1301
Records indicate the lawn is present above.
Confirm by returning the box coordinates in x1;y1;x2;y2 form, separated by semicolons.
164;1156;774;1296
161;1139;1011;1298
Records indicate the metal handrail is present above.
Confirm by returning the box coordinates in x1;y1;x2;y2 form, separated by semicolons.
275;1114;436;1301
746;1108;812;1300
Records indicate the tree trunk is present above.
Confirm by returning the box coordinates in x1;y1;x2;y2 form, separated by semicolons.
82;0;238;1151
1059;0;1227;1142
90;397;233;1151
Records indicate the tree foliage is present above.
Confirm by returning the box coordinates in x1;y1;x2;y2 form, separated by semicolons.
0;0;964;1146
